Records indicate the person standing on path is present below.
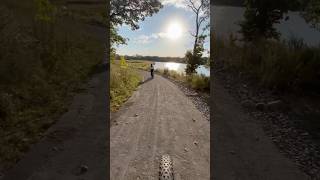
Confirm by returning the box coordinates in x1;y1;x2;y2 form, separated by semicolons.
150;63;154;78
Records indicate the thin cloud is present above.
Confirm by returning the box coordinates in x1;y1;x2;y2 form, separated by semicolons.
133;35;153;44
133;33;169;44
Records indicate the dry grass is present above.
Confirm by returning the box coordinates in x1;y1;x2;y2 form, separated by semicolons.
214;35;320;93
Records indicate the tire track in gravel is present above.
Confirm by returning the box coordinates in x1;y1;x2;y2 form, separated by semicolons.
110;78;158;179
162;79;208;179
124;81;160;179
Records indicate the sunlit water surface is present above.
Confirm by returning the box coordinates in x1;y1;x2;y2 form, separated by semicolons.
153;62;210;77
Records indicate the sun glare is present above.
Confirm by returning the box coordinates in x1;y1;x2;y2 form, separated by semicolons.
166;21;183;40
165;62;180;71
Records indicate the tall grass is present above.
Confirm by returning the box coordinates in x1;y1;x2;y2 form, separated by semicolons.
214;35;320;92
0;3;104;169
187;74;210;91
156;69;210;91
110;64;141;111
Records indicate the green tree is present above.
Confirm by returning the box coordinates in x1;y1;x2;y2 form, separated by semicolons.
34;0;56;23
302;0;320;30
33;0;57;45
239;0;320;41
120;56;128;68
110;25;127;53
110;49;116;64
110;0;163;48
238;0;297;41
185;35;206;74
184;0;209;74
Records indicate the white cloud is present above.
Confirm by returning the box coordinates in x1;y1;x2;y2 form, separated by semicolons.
133;35;154;44
160;0;187;9
133;33;164;44
156;32;169;39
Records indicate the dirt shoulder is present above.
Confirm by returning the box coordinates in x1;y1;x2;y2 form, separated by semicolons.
212;76;309;179
159;75;210;121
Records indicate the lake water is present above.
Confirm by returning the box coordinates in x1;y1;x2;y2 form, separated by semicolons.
154;62;210;77
213;6;320;46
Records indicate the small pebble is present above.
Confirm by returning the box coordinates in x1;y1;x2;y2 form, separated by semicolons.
80;165;88;174
52;147;59;151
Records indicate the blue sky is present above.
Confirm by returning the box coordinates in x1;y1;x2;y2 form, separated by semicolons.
116;0;210;58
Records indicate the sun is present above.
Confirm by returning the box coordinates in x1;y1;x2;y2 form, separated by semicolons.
166;21;183;40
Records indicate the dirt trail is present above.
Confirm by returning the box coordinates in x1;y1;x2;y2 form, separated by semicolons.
212;77;309;180
1;63;108;180
110;73;210;180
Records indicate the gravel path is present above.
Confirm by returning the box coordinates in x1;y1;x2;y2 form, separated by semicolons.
110;73;210;180
160;76;210;121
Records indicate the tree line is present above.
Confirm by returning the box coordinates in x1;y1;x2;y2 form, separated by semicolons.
113;54;210;65
116;55;186;63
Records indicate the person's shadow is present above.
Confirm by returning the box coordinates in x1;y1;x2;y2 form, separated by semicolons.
139;76;153;85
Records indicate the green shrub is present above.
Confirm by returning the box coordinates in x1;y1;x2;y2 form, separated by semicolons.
119;56;128;68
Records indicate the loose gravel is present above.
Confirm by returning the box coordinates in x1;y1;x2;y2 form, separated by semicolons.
161;76;210;121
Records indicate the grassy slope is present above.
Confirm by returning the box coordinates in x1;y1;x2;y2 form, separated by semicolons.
110;61;142;112
0;1;105;170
